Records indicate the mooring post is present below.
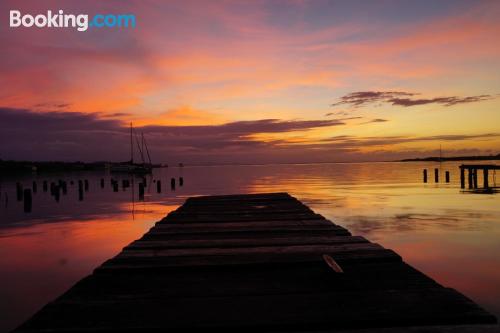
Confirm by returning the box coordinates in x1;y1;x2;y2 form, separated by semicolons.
53;186;60;202
467;168;473;189
473;168;478;188
16;182;23;201
484;169;489;188
23;189;32;213
434;168;439;183
171;178;176;190
179;177;184;186
113;181;119;192
460;167;465;189
157;180;162;193
32;181;38;193
61;181;68;195
139;183;145;200
100;178;105;188
423;169;427;183
445;171;450;183
78;186;84;201
78;180;83;192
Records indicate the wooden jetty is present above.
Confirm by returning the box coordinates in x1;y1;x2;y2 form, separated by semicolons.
460;164;499;189
14;193;497;332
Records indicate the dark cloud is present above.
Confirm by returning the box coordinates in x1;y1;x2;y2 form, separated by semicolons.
332;91;495;108
1;107;497;164
331;91;415;107
363;118;389;124
0;107;345;162
34;102;71;109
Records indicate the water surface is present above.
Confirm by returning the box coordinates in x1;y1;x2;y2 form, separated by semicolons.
1;162;499;331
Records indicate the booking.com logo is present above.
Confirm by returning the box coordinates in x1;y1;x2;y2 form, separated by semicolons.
9;10;136;32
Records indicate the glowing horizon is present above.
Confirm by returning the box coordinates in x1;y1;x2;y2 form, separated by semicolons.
1;0;499;163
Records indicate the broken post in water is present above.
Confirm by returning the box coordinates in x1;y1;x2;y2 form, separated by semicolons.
459;164;499;191
13;193;496;332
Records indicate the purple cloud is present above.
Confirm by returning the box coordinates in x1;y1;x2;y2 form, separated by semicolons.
332;91;495;108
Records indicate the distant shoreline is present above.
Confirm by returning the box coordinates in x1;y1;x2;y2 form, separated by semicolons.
400;154;500;162
1;154;499;174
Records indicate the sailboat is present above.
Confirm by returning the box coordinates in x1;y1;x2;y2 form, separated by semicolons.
111;123;153;174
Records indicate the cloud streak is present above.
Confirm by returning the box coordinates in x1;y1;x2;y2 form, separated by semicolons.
0;107;497;164
332;91;495;108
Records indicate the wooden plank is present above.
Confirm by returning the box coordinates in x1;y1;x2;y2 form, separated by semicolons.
117;242;385;258
16;288;496;332
71;262;442;298
125;235;368;250
164;212;326;223
97;249;402;272
154;219;334;228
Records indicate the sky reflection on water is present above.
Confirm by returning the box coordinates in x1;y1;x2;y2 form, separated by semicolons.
0;161;499;331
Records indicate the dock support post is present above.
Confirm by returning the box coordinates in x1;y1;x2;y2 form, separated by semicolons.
139;183;145;200
157;180;162;193
43;181;48;192
484;169;489;188
468;169;473;189
16;183;23;201
460;167;465;188
32;181;38;193
179;177;184;186
423;169;427;183
84;180;89;191
434;168;439;183
473;169;478;188
101;178;105;188
445;171;450;183
23;189;32;213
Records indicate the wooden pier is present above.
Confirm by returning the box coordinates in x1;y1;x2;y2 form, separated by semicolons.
460;164;499;189
14;193;497;332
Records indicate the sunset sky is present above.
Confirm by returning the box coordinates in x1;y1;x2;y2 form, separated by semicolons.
1;0;499;164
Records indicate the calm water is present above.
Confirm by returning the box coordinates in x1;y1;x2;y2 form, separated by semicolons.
0;162;499;331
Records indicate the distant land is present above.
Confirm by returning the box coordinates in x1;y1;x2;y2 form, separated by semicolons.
401;153;500;162
0;160;167;175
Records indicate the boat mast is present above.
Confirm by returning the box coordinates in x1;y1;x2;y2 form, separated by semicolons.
130;122;134;164
143;133;152;165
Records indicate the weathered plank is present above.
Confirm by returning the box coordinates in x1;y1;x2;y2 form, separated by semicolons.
125;235;368;249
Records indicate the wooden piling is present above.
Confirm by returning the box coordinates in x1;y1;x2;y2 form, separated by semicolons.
423;169;427;183
468;169;473;189
84;180;89;191
434;168;439;183
484;169;489;188
473;169;478;189
171;177;176;190
16;183;23;201
23;189;32;213
179;177;184;186
32;181;38;193
460;167;465;189
157;180;162;193
42;181;48;192
139;183;145;200
445;171;450;183
100;178;105;188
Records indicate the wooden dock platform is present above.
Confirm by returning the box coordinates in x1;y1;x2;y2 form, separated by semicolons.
14;193;497;332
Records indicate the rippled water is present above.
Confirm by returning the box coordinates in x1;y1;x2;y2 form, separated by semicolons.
0;161;499;331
